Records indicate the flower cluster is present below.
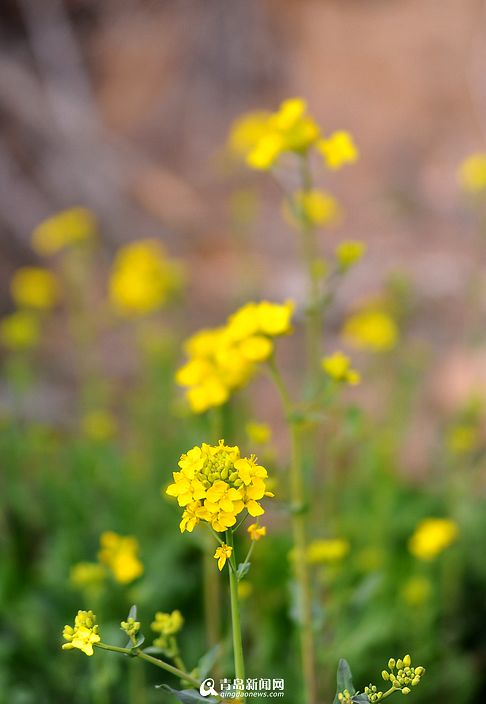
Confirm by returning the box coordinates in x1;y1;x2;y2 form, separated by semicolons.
336;241;367;271
151;610;184;650
176;300;294;413
285;189;342;229
321;351;360;385
62;610;101;656
228;98;358;172
165;441;274;533
306;538;350;565
98;531;144;584
121;617;141;644
408;518;458;561
380;655;425;695
109;239;183;316
32;207;96;256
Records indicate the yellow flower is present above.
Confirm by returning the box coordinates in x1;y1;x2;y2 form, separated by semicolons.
214;543;233;571
446;424;478;454
0;311;40;350
165;441;273;533
228;111;272;157
69;562;106;590
109;239;183;316
81;410;117;442
317;131;358;170
343;309;398;352
408;518;458;561
321;351;360;385
151;610;184;636
62;610;101;656
245;421;272;445
10;267;58;310
458;153;486;194
286;190;341;229
98;531;144;584
32;207;96;255
336;241;366;270
306;538;350;564
247;523;266;541
401;576;432;606
177;301;294;413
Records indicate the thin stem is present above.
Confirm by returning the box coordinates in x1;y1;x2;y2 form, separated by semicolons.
94;642;200;688
225;530;245;702
381;687;399;699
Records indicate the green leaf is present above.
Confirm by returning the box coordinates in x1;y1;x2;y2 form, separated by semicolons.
236;561;251;581
352;695;369;704
156;685;217;703
196;644;221;678
128;604;137;621
333;658;356;704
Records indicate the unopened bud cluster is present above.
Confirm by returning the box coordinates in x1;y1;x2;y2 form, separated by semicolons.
365;683;384;701
338;690;353;704
120;617;141;644
382;655;425;694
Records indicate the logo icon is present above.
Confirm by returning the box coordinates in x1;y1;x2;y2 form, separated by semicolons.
200;678;218;697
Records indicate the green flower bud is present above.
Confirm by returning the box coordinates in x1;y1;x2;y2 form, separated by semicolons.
382;671;389;681
402;688;411;695
388;659;396;670
412;677;420;686
414;667;425;676
397;659;403;670
403;655;411;668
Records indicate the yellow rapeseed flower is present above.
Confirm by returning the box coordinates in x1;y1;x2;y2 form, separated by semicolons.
321;351;360;385
401;576;432;606
10;267;58;310
245;421;272;445
165;440;274;533
69;562;106;590
286;190;342;229
109;239;183;316
98;531;144;584
32;207;96;256
336;240;366;271
408;518;458;561
214;543;233;571
458;153;486;194
228;111;272;157
247;523;266;541
81;409;117;442
343;308;398;352
317;131;358;170
306;538;350;564
62;610;101;656
151;610;184;636
0;311;40;350
176;300;294;413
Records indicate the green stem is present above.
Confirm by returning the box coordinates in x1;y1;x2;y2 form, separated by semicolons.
381;687;398;699
94;642;200;688
225;531;245;700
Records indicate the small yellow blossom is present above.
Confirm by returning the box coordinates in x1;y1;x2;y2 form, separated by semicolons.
10;267;58;310
381;655;425;693
306;538;350;564
343;309;398;352
401;576;432;606
121;617;141;643
151;610;184;636
458;153;486;194
408;518;458;561
214;543;233;571
287;190;341;229
336;241;366;271
98;531;144;584
228;111;272;157
247;523;266;541
32;207;96;256
446;424;478;454
321;351;360;385
166;441;274;533
245;421;272;445
0;311;40;350
69;562;106;590
81;410;117;442
109;239;183;316
62;610;101;656
317;131;358;170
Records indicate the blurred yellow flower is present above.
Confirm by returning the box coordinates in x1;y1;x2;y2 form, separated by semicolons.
321;351;360;385
408;518;458;561
336;241;366;271
0;311;40;350
401;576;432;606
151;610;184;636
109;239;183;316
458;153;486;194
245;421;272;445
69;562;106;589
286;190;342;229
166;440;274;533
32;207;96;256
228;111;272;157
10;267;58;310
343;308;398;352
237;580;253;599
177;300;294;414
81;409;117;442
317;131;359;170
214;543;233;571
247;523;266;541
98;531;143;584
306;538;350;564
62;610;100;656
446;424;478;454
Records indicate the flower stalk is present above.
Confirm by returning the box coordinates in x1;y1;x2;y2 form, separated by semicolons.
225;530;245;701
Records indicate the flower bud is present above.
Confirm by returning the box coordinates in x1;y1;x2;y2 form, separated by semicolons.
397;659;404;670
412;677;420;686
414;667;424;676
382;671;389;681
403;654;411;668
402;688;411;695
388;659;396;670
